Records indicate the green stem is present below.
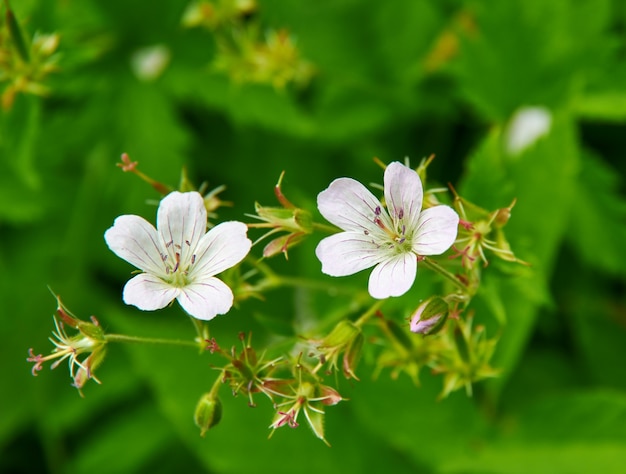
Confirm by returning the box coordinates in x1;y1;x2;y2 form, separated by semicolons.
189;316;209;343
422;257;467;292
354;299;385;328
209;369;225;397
247;256;361;295
105;333;200;349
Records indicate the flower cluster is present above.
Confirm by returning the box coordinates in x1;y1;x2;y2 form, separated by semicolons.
0;3;60;109
27;294;107;396
28;156;525;442
182;0;314;88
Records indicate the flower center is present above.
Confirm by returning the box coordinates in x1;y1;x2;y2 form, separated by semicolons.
371;206;411;252
161;239;197;287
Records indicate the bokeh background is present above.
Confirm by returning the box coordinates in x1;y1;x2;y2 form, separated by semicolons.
2;0;626;473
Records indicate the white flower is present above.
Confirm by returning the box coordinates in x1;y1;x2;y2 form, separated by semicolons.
315;162;459;299
505;106;552;155
130;44;171;82
104;191;251;320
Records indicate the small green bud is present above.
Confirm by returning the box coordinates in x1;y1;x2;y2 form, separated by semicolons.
194;392;223;437
320;320;360;348
254;203;313;234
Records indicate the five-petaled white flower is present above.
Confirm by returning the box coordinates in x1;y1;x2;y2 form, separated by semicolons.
104;191;251;320
315;162;459;299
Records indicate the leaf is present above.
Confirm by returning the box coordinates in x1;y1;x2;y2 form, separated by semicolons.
565;150;626;277
452;0;611;120
439;391;626;474
66;403;173;474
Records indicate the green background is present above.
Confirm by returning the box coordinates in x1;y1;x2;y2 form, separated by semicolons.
2;0;626;473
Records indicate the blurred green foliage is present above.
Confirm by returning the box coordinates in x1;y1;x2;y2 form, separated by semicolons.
2;0;626;472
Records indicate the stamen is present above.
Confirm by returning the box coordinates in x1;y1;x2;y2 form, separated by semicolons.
398;208;404;219
173;252;180;273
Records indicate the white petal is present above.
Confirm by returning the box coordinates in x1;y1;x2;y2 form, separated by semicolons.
412;205;459;255
189;221;251;278
384;162;423;230
123;273;179;310
506;106;552;155
315;232;386;276
104;215;167;276
368;253;417;299
176;277;234;320
317;177;384;233
157;191;207;268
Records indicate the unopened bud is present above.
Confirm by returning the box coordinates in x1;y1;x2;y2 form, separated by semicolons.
194;392;223;437
409;297;449;335
316;320;363;380
320;320;360;348
254;204;313;234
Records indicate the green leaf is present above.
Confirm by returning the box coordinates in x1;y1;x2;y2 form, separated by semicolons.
66;403;173;474
452;0;611;120
565;150;626;277
440;391;626;474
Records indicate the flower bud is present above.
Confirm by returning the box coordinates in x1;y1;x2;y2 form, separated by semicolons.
315;320;363;380
320;320;360;348
409;297;449;335
254;204;313;234
194;392;223;437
